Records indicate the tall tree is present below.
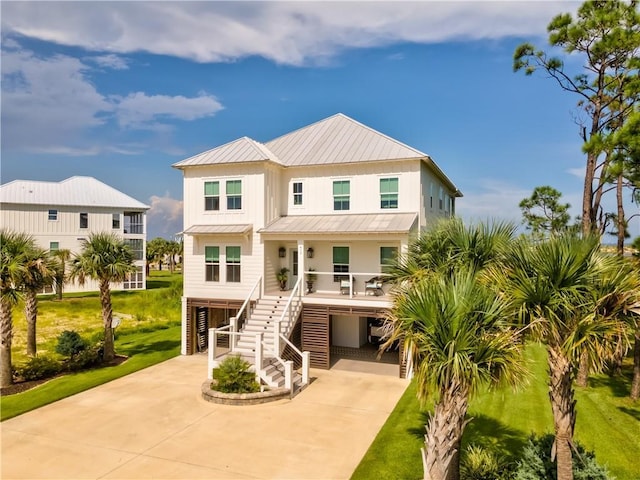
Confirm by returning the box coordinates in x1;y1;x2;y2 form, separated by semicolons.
20;246;56;356
69;233;135;362
51;248;71;301
0;230;36;387
165;240;182;274
147;237;169;272
514;0;640;236
519;185;572;237
493;233;638;479
386;219;523;480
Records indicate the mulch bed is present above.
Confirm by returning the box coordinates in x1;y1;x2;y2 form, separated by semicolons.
0;355;128;397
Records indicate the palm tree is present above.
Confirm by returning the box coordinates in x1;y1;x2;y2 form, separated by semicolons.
51;248;71;300
21;246;56;356
493;234;639;480
384;219;523;480
69;233;135;362
165;240;182;274
0;230;36;387
385;269;524;480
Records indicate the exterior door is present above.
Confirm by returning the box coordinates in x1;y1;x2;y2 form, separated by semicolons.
290;249;299;288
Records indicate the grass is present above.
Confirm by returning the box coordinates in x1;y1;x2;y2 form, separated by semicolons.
1;271;183;421
352;344;640;480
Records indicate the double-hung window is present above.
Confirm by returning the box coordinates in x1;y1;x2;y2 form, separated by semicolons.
48;209;58;221
333;180;350;211
380;246;398;273
79;213;88;229
226;180;242;210
333;246;349;282
380;178;398;209
112;213;121;229
226;246;241;282
204;181;220;211
293;182;303;205
205;246;220;282
49;242;59;252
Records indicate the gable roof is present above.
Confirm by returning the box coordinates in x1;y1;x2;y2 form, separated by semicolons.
172;113;461;195
265;113;427;167
0;176;149;210
173;136;280;168
258;213;418;235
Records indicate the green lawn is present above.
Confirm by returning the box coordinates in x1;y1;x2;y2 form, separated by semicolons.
1;271;183;421
352;344;640;480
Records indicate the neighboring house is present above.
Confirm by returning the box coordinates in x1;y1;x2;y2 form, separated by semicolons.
174;113;461;380
0;176;150;293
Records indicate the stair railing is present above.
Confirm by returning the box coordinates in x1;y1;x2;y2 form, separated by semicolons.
279;334;310;386
274;276;303;354
229;276;262;351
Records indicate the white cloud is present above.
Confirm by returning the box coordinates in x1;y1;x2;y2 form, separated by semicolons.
90;54;129;70
147;194;184;239
1;2;577;66
456;179;530;226
1;44;224;153
115;92;223;129
566;167;585;179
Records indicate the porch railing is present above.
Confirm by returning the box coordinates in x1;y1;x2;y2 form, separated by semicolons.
303;271;389;299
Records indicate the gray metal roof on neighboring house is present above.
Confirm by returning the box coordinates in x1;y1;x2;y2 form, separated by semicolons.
172;136;280;168
182;224;253;235
258;213;418;235
0;176;149;209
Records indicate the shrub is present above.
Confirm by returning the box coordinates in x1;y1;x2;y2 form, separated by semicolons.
66;342;104;371
55;330;87;358
212;355;260;394
460;444;511;480
513;434;612;480
13;355;63;381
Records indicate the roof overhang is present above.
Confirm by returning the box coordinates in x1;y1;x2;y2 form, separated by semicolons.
182;224;253;235
258;213;418;235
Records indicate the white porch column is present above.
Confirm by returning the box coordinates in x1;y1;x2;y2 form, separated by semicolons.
297;242;305;292
180;296;187;355
207;328;215;379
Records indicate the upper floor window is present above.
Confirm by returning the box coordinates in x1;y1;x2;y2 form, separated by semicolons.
333;180;350;211
49;241;59;252
380;178;398;209
293;182;303;206
226;246;241;282
48;209;58;221
380;246;398;273
204;181;220;211
205;246;220;282
79;212;88;229
333;246;349;282
226;180;242;210
439;187;444;210
112;213;121;229
124;238;144;261
124;212;144;234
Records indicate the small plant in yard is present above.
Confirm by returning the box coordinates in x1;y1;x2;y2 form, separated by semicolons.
513;434;611;480
66;342;104;371
55;330;87;358
13;355;63;381
212;355;260;394
460;444;511;480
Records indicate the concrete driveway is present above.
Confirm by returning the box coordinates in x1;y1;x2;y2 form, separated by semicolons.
1;355;407;479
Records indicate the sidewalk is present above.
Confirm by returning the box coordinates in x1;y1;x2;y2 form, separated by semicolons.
1;355;407;479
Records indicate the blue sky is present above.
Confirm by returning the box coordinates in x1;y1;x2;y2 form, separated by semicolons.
2;1;636;240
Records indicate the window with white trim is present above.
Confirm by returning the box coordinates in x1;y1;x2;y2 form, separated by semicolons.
49;241;59;252
124;266;144;290
112;213;121;229
333;246;349;282
333;180;350;211
380;246;398;273
430;183;434;209
293;182;303;205
205;246;220;282
380;178;398;209
204;181;220;211
226;246;241;282
439;187;444;210
79;212;88;229
226;180;242;210
48;209;58;221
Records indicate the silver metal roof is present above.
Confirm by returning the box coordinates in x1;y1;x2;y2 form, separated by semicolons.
258;213;418;235
265;113;427;167
0;176;149;209
173;136;280;168
182;224;253;235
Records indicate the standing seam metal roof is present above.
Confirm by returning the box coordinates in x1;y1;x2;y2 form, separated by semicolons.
172;136;281;168
258;213;418;234
0;176;149;209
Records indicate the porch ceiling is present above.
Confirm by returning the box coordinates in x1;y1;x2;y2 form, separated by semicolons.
258;213;417;235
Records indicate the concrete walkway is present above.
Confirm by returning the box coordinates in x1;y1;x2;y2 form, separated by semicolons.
1;355;408;479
